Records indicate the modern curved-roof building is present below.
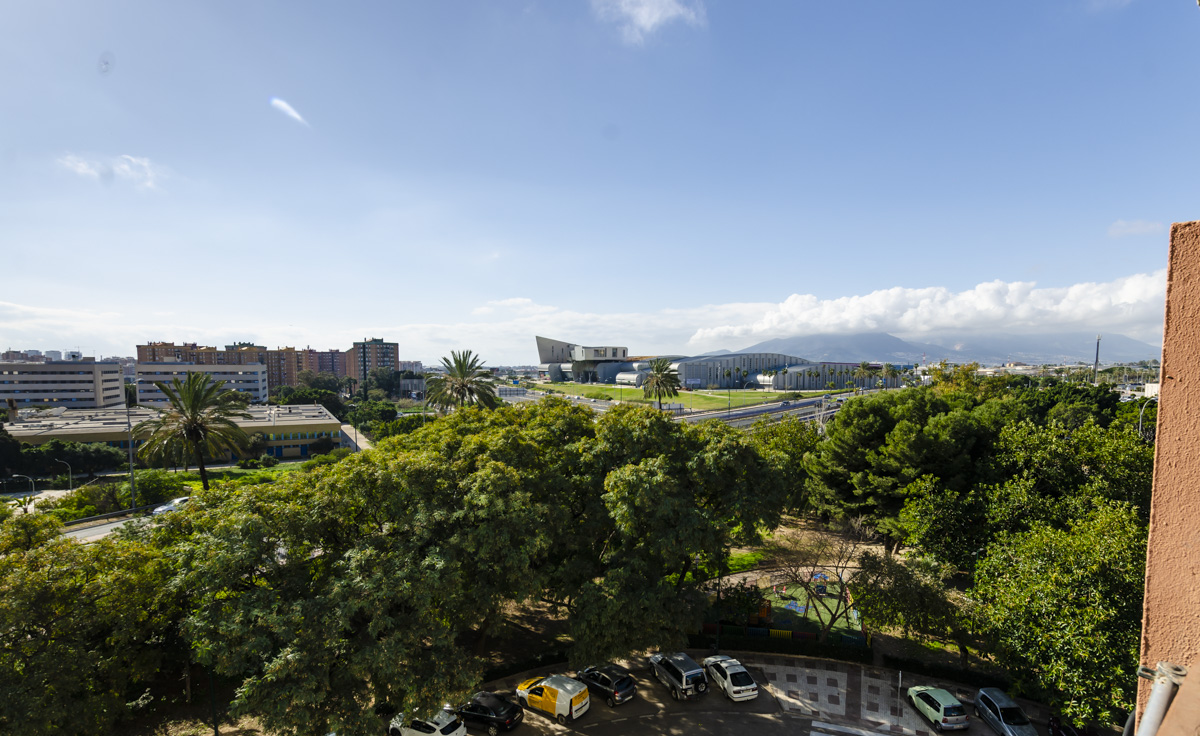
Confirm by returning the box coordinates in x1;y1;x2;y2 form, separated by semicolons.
535;336;901;391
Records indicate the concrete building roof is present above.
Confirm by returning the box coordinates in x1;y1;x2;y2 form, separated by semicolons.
6;404;339;442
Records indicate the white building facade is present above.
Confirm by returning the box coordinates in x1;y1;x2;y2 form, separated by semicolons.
0;361;125;409
135;362;268;405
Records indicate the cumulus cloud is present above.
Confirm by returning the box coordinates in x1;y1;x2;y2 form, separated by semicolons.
1108;219;1163;238
270;97;309;127
57;153;165;189
2;272;1167;366
591;0;706;44
687;271;1166;350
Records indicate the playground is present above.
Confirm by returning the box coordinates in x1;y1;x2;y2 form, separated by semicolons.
704;574;867;645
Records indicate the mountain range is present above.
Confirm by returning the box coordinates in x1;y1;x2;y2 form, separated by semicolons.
736;332;1161;366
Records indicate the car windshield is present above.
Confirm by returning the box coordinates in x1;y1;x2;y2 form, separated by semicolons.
730;671;755;687
439;720;460;735
1001;708;1030;726
945;705;966;717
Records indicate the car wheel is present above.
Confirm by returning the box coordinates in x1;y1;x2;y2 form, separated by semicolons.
556;713;567;725
606;696;615;708
487;726;499;736
521;697;529;709
671;686;680;701
974;707;981;718
934;721;943;732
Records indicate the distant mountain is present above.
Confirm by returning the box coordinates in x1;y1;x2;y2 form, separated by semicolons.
737;332;1161;366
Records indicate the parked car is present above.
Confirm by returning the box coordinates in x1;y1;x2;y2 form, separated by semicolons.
906;686;968;731
647;652;708;701
515;674;590;725
576;664;637;707
975;688;1037;736
454;691;523;735
702;655;758;701
152;496;190;515
389;710;466;736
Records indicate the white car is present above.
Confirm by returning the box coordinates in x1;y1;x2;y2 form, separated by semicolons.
152;496;190;515
702;655;759;701
388;709;466;736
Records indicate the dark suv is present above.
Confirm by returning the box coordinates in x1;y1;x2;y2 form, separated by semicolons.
576;664;637;707
647;652;708;701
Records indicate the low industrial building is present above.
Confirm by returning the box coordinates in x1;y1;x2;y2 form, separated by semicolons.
135;363;268;405
6;404;343;460
0;360;125;409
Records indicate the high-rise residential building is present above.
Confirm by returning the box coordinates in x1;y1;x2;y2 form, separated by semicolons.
0;361;125;409
316;349;348;377
137;341;320;389
348;338;399;387
135;363;268;405
398;360;424;374
43;350;62;361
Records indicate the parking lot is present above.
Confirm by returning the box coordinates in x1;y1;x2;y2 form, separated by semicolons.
486;652;1049;736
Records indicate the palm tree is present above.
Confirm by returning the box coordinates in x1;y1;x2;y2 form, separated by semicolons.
643;357;681;411
881;363;899;388
724;368;732;415
425;350;499;411
853;361;872;389
135;372;252;491
781;367;788;390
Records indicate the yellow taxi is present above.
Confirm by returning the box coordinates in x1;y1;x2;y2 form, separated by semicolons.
514;674;590;725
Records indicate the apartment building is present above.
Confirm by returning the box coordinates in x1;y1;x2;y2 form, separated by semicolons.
316;349;348;377
137;341;321;389
348;338;399;385
135;363;268;405
0;361;125;409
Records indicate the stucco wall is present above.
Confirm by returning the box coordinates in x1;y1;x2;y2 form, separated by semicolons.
1139;220;1200;710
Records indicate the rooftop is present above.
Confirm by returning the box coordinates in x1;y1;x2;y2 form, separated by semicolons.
6;404;339;440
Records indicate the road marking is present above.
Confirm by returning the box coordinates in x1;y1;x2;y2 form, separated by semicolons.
813;720;894;736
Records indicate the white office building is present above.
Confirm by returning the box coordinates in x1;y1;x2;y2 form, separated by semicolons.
135;362;268;405
0;361;126;409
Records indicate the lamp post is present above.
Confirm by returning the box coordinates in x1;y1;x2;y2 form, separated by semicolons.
13;474;34;513
1139;396;1159;438
346;403;361;452
124;402;137;510
55;458;72;490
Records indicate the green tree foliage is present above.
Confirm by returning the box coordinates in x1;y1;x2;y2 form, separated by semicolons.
0;426;20;477
297;370;344;394
365;414;428;442
749;415;820;511
642;357;681;410
14;438;126;478
135;372;252;490
38;469;189;522
425;350;498;411
164;400;784;734
347;399;397;425
805;389;994;549
0;531;177;736
274;386;346;419
972;502;1146;723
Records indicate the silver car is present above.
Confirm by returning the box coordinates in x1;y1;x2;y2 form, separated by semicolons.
975;688;1037;736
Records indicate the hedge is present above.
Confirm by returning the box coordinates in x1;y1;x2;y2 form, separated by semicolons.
880;654;1012;691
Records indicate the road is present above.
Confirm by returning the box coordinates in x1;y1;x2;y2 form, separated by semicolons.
505;391;857;428
62;517;142;541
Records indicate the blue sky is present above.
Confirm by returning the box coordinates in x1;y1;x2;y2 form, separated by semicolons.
1;0;1193;364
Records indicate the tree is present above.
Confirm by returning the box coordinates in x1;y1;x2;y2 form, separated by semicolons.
134;372;252;491
124;382;137;407
765;520;868;643
972;502;1146;723
642;358;681;410
881;363;899;386
425;350;498;411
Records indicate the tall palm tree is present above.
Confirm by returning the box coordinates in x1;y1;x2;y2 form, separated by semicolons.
643;357;681;411
853;361;872;388
135;372;252;491
425;350;499;411
881;363;899;388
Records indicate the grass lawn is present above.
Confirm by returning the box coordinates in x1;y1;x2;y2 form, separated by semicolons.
170;460;305;489
759;584;864;638
531;383;850;412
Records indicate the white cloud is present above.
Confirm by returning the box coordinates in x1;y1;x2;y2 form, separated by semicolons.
1108;219;1163;238
688;271;1167;350
591;0;706;44
0;272;1167;366
270;97;309;127
56;153;165;189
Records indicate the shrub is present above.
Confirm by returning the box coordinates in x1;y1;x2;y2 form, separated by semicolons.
258;454;279;467
583;391;609;401
237;458;262;470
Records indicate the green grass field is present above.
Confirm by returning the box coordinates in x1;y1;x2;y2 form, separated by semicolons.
531;383;849;412
761;585;863;637
172;461;306;490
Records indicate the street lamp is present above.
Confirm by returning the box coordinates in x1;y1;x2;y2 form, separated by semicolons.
1139;396;1159;438
55;458;73;491
12;474;34;513
346;403;361;452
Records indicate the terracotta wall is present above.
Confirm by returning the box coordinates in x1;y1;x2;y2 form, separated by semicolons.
1139;221;1200;709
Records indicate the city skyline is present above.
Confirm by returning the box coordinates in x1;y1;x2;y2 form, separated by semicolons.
3;1;1193;364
